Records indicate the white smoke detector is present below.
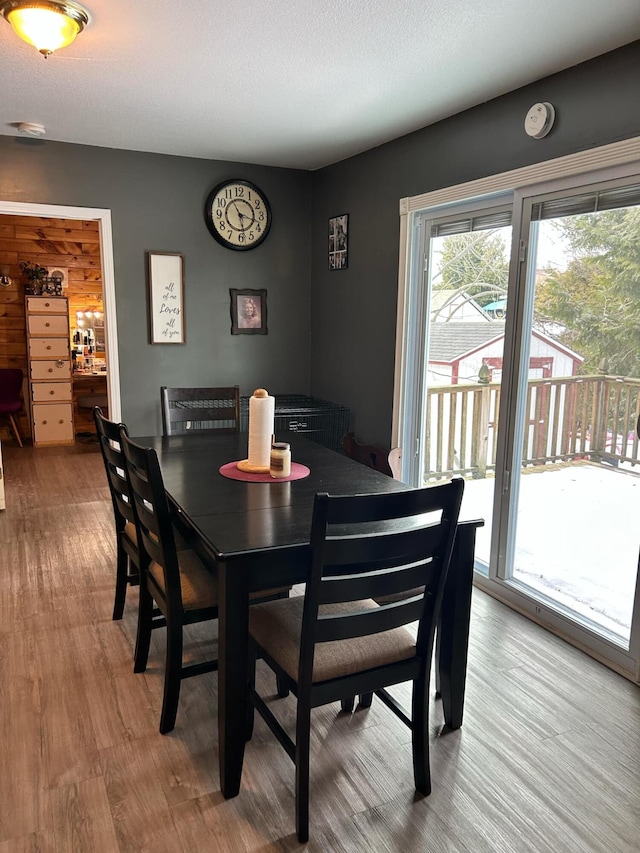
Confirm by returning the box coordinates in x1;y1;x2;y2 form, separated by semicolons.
524;103;555;139
17;122;46;137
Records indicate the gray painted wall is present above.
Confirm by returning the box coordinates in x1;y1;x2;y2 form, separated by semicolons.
309;41;640;447
2;41;639;442
0;140;310;434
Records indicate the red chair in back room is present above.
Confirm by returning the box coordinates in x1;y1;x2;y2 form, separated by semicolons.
0;368;24;447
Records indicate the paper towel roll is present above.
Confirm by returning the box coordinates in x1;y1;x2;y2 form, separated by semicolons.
246;388;275;469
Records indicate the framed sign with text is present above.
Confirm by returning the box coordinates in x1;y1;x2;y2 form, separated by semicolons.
147;251;185;344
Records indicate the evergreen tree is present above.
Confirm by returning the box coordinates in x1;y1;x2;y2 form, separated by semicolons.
435;230;509;307
535;208;640;375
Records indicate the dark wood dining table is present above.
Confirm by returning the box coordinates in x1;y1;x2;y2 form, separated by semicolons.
132;431;482;799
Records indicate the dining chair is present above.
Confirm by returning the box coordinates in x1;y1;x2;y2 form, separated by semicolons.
161;385;240;436
247;478;464;841
0;368;24;447
120;430;289;734
94;406;143;620
120;429;220;733
342;431;392;476
95;406;192;625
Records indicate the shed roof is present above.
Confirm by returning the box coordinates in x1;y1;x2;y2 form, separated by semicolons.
428;322;505;362
428;321;584;363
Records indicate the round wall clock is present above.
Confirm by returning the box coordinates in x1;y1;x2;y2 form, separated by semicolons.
204;179;272;250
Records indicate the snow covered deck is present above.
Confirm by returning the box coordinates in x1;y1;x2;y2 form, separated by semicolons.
462;461;639;643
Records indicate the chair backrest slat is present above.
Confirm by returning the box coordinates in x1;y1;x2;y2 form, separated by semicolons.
315;595;425;643
322;522;445;569
324;488;448;524
299;479;464;677
161;386;240;435
318;558;434;605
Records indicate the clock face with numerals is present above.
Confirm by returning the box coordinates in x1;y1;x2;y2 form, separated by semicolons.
204;179;272;250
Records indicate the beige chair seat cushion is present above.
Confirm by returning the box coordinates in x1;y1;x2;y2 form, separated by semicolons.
249;596;416;683
149;549;218;611
145;540;289;614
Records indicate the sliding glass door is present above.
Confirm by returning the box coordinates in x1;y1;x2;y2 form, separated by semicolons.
500;178;640;666
402;198;513;575
401;171;640;680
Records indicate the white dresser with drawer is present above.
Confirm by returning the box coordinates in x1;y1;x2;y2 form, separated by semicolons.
26;296;74;446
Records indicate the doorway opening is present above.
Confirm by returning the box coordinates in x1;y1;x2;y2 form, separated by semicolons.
0;200;121;440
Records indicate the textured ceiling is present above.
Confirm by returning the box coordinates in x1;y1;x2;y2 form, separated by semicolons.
0;0;638;170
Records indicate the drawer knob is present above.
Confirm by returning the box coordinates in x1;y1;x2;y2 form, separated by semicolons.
48;368;53;373
50;390;55;395
59;419;64;424
46;345;52;350
45;322;51;327
42;420;48;425
44;302;50;307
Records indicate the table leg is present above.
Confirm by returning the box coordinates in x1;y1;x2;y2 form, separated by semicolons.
218;560;250;798
436;522;480;730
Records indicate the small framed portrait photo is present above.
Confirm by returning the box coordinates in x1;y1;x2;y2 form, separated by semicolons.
230;288;268;335
328;213;348;270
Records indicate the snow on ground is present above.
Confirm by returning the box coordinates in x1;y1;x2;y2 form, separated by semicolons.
460;462;639;640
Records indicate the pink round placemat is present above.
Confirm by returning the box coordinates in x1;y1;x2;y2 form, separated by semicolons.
219;461;310;482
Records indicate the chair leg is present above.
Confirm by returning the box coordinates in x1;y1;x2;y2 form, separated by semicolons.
358;692;373;709
341;696;355;713
246;646;257;742
133;582;153;673
8;413;23;448
112;543;129;620
276;673;290;698
295;701;312;843
411;674;431;796
159;615;183;734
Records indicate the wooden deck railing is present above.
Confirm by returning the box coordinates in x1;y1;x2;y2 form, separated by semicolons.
425;374;640;481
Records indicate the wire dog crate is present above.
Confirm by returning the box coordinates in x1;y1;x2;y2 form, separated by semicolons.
240;394;350;453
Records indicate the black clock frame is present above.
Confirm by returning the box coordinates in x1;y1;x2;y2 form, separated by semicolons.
204;179;272;251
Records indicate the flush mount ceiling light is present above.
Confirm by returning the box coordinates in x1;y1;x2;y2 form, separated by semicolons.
0;0;89;57
17;121;46;136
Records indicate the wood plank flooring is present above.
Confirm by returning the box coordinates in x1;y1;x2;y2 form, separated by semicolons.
1;442;639;851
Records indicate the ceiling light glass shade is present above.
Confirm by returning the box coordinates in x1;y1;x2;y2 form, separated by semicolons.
0;1;88;56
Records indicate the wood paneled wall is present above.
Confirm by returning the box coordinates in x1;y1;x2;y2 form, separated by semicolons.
0;215;103;440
